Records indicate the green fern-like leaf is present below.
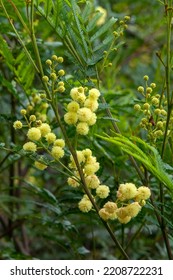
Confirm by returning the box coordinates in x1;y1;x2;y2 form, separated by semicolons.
96;134;173;196
35;0;118;77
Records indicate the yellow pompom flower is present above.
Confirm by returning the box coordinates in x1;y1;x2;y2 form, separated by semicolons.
76;151;85;163
88;88;100;99
87;113;97;126
23;142;37;152
104;201;117;214
67;177;80;188
77;108;92;122
117;183;138;201
78;197;92;213
84;99;99;112
84;162;100;175
99;208;111;221
64;112;78;125
117;216;131;224
34;161;47;170
96;185;110;198
85;155;97;165
70;87;79;100
27;127;41;141
116;207;128;219
82;148;92;157
99;202;117;221
69;151;85;168
125;202;141;218
39;123;51;136
45;132;56;144
54;139;65;148
13;120;23;129
76;122;89;135
77;93;86;104
51;146;64;160
85;175;100;189
135;186;151;202
67;101;80;112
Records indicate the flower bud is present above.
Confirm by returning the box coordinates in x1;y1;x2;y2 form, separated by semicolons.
46;59;52;66
137;86;144;93
134;104;141;111
143;75;149;81
42;75;49;83
58;69;65;76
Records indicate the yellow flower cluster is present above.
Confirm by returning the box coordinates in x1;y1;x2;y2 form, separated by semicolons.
99;182;151;224
67;148;110;213
43;54;66;94
64;87;100;135
134;76;170;142
21;121;65;164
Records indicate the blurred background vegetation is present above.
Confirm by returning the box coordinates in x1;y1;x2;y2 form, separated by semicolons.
0;0;172;260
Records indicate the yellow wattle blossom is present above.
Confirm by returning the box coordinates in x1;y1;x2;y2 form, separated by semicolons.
88;88;101;99
135;186;151;202
82;148;92;157
125;202;141;217
117;216;131;224
77;108;92;122
34;161;47;170
51;146;64;160
78;197;92;213
104;201;117;213
64;112;78;125
39;123;51;136
54;139;65;148
45;132;56;144
99;208;111;221
84;99;99;112
117;183;138;201
99;202;117;221
87;113;97;126
85;174;100;189
70;87;80;100
67;101;80;112
85;155;97;165
23;142;37;152
84;162;100;175
67;177;80;188
76;122;89;135
13;120;23;129
27;127;41;141
96;185;110;198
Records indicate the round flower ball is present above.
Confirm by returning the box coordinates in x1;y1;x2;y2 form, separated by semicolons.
27;127;41;141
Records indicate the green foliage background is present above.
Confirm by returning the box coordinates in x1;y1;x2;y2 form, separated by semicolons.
0;0;173;260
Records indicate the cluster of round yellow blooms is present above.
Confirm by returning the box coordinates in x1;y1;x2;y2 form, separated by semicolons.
21;91;50;123
42;54;66;94
64;87;100;135
67;148;110;213
99;182;151;224
134;75;169;142
19;119;65;166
